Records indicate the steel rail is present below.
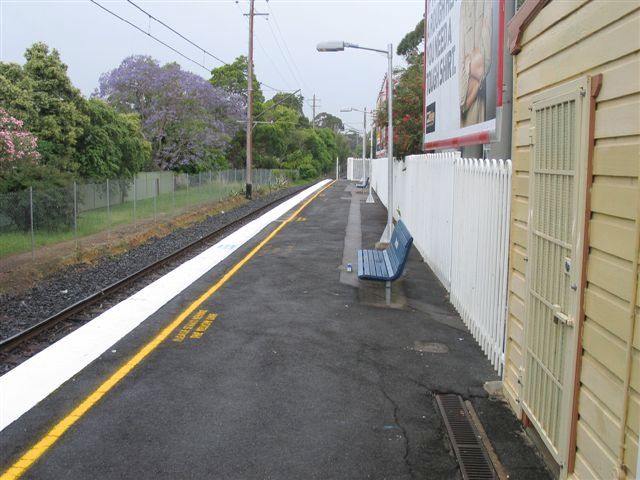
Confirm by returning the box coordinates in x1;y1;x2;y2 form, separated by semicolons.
0;187;306;356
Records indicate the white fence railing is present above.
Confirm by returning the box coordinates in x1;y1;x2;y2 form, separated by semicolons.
370;153;512;375
347;158;371;181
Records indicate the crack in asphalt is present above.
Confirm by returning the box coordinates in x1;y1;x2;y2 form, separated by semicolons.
378;383;415;479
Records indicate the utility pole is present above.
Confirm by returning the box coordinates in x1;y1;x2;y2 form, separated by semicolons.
312;94;316;128
362;107;367;161
245;0;255;199
243;0;267;199
309;95;320;128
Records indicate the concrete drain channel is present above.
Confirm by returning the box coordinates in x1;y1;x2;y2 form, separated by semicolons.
435;394;497;480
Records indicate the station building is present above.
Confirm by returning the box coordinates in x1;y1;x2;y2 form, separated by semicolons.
505;1;640;478
368;0;640;478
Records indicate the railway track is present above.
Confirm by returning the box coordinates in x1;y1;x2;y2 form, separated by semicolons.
0;186;307;371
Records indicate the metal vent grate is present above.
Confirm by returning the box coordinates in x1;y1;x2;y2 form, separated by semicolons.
436;394;496;480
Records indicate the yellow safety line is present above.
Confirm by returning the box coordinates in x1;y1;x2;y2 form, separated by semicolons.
1;180;335;480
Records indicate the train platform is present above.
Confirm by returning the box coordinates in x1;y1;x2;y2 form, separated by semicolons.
0;180;550;479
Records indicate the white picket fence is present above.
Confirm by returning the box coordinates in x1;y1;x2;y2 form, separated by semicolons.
347;157;371;181
370;153;512;375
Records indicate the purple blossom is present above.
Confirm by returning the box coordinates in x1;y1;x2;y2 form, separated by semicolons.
96;56;244;170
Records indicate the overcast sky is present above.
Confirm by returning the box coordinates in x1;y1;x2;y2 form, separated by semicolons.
0;0;424;129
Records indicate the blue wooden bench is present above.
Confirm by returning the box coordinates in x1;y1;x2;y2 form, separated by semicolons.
357;220;413;302
355;177;369;191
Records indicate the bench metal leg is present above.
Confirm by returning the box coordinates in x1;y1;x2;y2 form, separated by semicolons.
385;281;391;305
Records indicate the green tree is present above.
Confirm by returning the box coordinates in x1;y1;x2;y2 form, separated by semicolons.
0;63;36;124
20;43;88;171
75;99;151;180
98;56;243;172
210;56;266;169
314;112;344;132
253;104;299;167
335;132;354;161
210;56;357;179
397;19;425;57
375;19;425;158
0;109;74;231
210;56;264;106
269;92;304;116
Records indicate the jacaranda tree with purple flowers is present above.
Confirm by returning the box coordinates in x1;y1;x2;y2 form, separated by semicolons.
96;56;244;171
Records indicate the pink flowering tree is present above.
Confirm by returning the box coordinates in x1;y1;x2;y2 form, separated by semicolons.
0;108;76;231
0;108;40;172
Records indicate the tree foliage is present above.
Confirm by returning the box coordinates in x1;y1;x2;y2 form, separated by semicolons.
0;43;89;171
0;108;74;230
0;43;357;191
97;56;244;171
0;43;154;182
376;20;425;159
210;58;356;179
270;92;304;116
314;112;344;132
75;99;151;179
0;108;40;173
397;19;425;58
0;162;75;231
209;56;264;106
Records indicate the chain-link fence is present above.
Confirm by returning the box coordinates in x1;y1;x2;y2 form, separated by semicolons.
0;168;298;259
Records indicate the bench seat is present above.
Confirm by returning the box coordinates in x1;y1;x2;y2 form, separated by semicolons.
357;248;393;280
357;220;413;283
356;177;369;190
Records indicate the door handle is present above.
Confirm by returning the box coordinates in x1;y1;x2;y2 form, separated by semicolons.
552;304;574;327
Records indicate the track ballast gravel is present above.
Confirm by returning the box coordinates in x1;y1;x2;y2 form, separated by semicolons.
0;186;306;341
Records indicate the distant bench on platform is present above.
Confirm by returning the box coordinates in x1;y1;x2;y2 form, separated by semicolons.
355;177;369;191
357;220;413;301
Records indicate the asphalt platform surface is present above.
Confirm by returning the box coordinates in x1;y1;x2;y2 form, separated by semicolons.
1;180;551;479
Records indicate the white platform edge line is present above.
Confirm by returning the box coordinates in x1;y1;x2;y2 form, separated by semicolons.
0;179;330;432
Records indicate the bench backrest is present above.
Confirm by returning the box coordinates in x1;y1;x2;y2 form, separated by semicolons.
386;220;413;281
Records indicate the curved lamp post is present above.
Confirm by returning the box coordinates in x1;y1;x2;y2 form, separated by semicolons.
318;41;394;243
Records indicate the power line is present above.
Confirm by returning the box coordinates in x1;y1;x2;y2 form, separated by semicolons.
126;0;228;66
264;12;303;93
234;1;293;91
344;123;365;132
265;1;312;94
89;0;209;72
90;0;288;93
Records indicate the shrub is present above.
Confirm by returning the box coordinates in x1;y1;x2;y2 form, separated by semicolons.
298;162;318;180
0;163;74;232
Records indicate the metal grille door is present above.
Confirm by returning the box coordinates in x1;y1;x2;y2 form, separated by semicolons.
523;80;588;463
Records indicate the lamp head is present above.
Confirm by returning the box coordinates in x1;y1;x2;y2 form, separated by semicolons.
317;41;345;52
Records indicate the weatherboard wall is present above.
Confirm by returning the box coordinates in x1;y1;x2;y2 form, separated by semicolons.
506;0;640;478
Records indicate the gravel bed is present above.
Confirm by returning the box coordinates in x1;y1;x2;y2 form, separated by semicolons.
0;185;307;341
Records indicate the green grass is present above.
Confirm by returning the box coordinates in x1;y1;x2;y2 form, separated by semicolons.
0;182;244;257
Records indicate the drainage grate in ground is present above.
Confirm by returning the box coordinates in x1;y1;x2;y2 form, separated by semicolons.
436;394;496;480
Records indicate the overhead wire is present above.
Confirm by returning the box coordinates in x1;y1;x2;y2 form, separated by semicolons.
89;0;210;72
265;1;313;94
263;11;304;93
125;0;228;66
90;0;289;93
234;0;294;91
344;122;365;133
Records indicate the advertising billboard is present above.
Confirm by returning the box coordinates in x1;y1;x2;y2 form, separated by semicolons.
423;0;505;149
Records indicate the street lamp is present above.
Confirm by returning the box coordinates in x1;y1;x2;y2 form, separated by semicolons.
318;41;394;242
341;107;376;204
